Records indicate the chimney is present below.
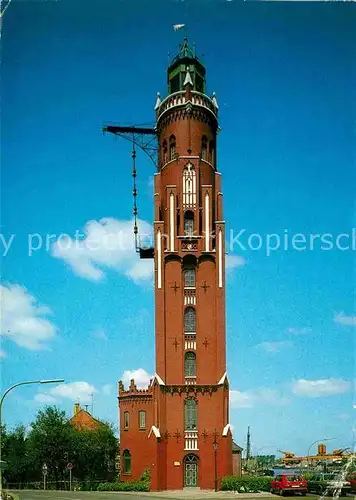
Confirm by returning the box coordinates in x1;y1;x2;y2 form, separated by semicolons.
74;403;80;415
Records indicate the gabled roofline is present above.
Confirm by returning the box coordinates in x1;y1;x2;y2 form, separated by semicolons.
152;373;165;386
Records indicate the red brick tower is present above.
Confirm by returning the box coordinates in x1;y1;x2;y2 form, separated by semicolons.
118;37;232;491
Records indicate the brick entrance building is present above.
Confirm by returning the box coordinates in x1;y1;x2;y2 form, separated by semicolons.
118;37;233;491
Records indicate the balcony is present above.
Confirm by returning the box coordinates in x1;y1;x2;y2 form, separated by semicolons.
156;91;218;122
184;430;199;451
180;236;199;252
184;288;196;306
184;335;196;350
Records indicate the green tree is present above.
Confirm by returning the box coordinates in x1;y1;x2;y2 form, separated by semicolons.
2;425;29;486
27;406;76;485
72;422;118;482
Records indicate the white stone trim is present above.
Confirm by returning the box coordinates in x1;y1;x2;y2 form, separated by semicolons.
222;424;232;437
148;425;161;439
184;430;199;450
157;230;162;289
170;193;175;251
153;373;165;386
184;295;196;306
218;372;228;385
218;229;223;288
205;192;210;252
185;340;196;350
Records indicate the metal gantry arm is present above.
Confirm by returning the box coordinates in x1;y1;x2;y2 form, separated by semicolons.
102;124;158;167
102;123;156;259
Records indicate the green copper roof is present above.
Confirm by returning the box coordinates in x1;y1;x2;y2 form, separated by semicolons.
169;37;204;69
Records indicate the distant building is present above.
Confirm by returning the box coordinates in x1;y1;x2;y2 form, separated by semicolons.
69;403;100;431
232;442;243;476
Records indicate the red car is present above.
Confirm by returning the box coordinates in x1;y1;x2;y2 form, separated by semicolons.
271;473;307;496
347;472;356;492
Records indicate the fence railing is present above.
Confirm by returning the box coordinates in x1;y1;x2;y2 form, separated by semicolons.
6;479;108;491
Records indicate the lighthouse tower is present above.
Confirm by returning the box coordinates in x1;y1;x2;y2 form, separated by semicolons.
118;38;233;491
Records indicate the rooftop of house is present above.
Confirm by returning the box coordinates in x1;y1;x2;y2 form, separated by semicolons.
232;441;244;453
69;403;102;431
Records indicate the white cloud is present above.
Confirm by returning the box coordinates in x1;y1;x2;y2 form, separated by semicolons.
338;413;351;421
120;368;152;390
334;312;356;327
34;381;97;404
102;384;113;396
292;379;351;398
34;393;57;404
51;217;153;284
50;381;96;403
255;341;293;353
230;387;290;409
226;255;246;270
287;327;312;335
92;329;108;340
0;283;57;350
258;388;290;406
230;390;254;408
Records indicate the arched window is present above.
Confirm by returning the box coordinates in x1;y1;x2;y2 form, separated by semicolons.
162;140;168;164
185;399;197;430
184;307;196;333
185;352;196;377
124;411;129;429
169;135;176;161
209;140;214;163
139;410;146;429
184;265;196;288
201;136;207;160
123;450;131;474
184;211;194;236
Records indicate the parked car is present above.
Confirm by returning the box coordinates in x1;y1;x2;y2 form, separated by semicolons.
346;472;356;492
270;473;307;496
307;473;351;496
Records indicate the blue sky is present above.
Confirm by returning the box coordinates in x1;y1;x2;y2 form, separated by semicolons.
1;0;355;457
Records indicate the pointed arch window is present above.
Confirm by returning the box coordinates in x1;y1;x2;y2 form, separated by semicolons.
184;307;196;333
185;352;196;377
123;411;129;429
184;265;196;288
201;136;207;160
209;140;214;164
184;211;194;236
162;139;168;164
182;164;196;207
169;135;176;161
185;399;197;430
123;450;131;474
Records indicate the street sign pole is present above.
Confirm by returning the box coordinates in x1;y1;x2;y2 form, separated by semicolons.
66;463;73;491
42;464;48;491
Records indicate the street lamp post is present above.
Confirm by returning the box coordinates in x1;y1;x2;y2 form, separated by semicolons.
0;379;64;499
213;429;219;492
306;437;336;470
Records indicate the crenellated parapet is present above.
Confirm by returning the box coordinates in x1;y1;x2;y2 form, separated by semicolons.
118;378;153;401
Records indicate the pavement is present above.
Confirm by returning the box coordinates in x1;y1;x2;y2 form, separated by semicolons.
8;491;319;500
